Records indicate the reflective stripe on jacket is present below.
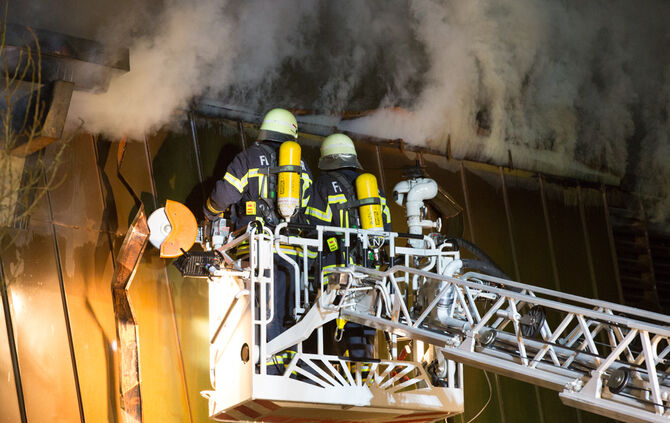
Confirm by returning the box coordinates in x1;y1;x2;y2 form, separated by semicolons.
204;142;313;229
306;169;391;270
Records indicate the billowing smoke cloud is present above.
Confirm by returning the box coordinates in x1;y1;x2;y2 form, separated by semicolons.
11;0;670;221
342;1;645;179
58;0;427;139
66;0;236;138
222;1;427;113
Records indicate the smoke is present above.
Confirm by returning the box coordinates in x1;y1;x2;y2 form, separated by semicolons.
63;0;426;139
222;1;427;113
66;0;236;138
339;1;670;221
343;2;641;172
11;0;670;221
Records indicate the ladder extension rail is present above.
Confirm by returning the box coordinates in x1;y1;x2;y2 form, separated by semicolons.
332;264;670;423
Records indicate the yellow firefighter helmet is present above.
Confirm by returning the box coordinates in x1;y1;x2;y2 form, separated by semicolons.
258;108;298;142
318;133;362;170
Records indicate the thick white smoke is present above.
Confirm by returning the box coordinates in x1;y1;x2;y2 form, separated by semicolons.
12;0;670;221
66;0;236;138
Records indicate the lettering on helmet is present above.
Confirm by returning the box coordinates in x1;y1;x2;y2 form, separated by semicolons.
260;155;269;166
332;181;342;193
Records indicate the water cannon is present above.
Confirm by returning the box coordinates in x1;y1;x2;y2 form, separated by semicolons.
393;173;441;248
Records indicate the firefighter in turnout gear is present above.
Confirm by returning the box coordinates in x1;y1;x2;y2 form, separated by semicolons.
306;133;391;368
306;133;391;266
203;109;313;360
203;108;312;227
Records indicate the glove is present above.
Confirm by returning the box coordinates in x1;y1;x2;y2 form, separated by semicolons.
203;204;222;222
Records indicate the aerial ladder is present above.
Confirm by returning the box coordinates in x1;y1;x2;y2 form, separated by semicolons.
149;171;670;423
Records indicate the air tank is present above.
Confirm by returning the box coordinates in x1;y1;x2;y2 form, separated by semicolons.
277;141;301;221
355;173;383;230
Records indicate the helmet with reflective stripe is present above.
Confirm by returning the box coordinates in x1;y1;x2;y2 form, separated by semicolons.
258;108;298;142
318;133;362;170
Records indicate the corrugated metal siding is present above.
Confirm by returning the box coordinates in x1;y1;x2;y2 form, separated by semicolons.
0;114;644;422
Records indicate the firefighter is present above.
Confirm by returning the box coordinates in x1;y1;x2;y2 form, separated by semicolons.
306;133;391;365
306;133;391;264
203;108;313;354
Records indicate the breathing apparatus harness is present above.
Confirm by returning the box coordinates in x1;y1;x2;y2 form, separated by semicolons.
328;171;382;228
244;141;305;227
328;171;360;228
326;171;385;267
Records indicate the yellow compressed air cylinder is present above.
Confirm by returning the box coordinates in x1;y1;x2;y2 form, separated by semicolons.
277;141;301;221
355;173;383;230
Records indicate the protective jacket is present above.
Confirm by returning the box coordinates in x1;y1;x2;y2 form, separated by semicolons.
306;169;391;270
204;141;313;229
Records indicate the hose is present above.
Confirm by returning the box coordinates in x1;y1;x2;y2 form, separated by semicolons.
451;238;499;270
460;258;510;280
